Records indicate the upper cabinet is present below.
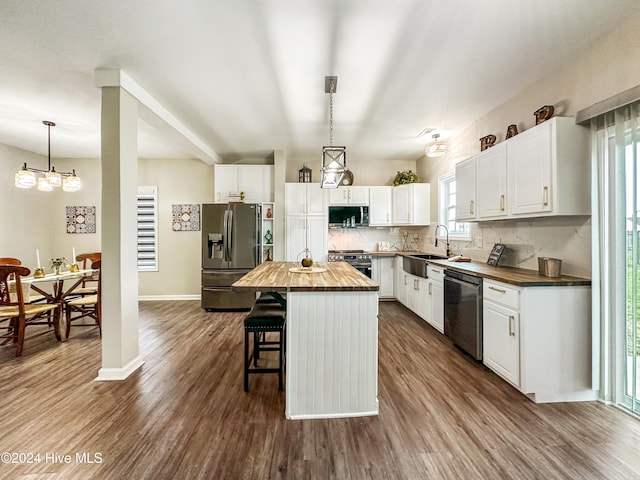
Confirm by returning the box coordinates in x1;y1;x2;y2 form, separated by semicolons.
455;157;477;221
214;165;274;204
285;183;327;216
392;183;430;225
369;186;392;226
456;117;589;222
327;186;369;206
477;143;508;220
507;117;589;217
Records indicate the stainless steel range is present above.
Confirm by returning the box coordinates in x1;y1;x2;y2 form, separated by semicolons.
328;250;372;278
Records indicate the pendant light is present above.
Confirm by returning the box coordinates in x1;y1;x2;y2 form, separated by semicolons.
320;76;346;189
14;120;81;192
425;133;448;158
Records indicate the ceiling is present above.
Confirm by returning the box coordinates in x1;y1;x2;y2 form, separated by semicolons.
0;0;636;164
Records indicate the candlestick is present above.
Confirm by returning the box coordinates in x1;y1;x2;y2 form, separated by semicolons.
36;249;41;269
72;247;76;262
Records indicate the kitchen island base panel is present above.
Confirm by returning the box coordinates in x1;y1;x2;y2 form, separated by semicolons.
286;291;379;420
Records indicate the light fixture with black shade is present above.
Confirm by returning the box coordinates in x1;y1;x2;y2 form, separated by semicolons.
321;76;346;189
14;120;81;192
425;133;448;158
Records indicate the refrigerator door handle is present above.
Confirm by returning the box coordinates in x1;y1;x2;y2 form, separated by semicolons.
223;209;229;262
227;208;234;261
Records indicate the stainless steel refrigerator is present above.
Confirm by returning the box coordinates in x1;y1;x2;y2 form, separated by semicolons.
201;203;261;310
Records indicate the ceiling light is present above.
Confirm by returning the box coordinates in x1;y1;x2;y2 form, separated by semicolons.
321;76;346;189
425;133;448;158
14;120;81;191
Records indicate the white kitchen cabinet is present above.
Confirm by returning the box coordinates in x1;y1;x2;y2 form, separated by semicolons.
285;183;327;216
214;165;274;203
483;281;520;387
372;256;394;299
328;186;369;206
393;256;405;303
427;265;444;333
392;183;430;225
476;143;508;219
507;117;589;217
369;186;392;226
415;277;430;322
454;157;477;221
285;215;327;263
482;278;595;403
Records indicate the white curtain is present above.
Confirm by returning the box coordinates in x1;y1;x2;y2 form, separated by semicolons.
591;100;640;413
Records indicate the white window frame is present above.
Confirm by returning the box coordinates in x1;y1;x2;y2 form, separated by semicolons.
137;186;158;272
438;172;470;240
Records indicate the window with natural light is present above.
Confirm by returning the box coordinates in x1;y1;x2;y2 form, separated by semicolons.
137;186;158;271
439;173;469;238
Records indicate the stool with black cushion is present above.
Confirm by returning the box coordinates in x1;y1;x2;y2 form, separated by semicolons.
244;303;286;392
254;292;287;309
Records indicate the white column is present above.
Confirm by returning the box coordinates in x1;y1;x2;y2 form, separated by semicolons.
97;86;144;380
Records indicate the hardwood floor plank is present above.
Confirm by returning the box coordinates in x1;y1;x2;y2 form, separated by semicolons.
0;300;639;479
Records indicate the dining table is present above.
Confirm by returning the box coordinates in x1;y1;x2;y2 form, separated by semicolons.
25;268;96;341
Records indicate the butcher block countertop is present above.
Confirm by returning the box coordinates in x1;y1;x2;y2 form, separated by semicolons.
232;261;379;292
426;259;591;287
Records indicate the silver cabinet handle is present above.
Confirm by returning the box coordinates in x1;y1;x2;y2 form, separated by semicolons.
500;194;505;211
470;200;474;215
428;283;432;294
543;186;549;206
509;315;515;336
431;268;441;273
404;275;407;286
488;285;506;293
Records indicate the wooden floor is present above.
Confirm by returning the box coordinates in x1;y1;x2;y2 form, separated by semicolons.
1;301;640;479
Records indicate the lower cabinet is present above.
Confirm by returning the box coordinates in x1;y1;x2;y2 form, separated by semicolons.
483;296;520;387
372;256;394;299
427;265;444;333
482;279;595;403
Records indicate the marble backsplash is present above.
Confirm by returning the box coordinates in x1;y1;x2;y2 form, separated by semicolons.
328;215;592;278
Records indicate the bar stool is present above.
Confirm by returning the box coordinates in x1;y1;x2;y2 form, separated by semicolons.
244;303;286;392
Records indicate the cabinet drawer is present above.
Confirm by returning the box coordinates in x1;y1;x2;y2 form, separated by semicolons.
427;265;444;282
484;280;520;309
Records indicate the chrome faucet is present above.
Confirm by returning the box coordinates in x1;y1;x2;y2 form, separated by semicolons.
434;224;451;257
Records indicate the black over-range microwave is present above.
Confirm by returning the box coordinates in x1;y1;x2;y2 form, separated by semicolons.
328;206;369;228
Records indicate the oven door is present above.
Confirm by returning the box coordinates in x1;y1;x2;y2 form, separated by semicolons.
352;265;372;278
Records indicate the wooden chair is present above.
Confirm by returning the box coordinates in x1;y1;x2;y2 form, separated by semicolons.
64;260;101;338
0;257;45;303
0;265;60;356
69;252;101;296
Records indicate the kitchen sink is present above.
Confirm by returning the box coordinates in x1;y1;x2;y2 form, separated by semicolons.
402;254;447;278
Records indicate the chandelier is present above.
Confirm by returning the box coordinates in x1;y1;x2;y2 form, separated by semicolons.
14;121;81;192
425;133;448;158
320;76;346;188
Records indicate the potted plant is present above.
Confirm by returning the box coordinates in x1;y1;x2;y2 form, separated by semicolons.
392;170;419;186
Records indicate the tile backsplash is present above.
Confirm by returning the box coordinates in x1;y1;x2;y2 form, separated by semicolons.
327;215;591;278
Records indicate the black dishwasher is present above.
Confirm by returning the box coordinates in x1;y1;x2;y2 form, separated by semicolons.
444;270;483;360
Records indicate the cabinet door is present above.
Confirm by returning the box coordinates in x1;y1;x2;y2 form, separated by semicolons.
306;215;328;261
392;185;411;224
477;144;507;219
483;301;520;386
397;271;410;306
328;188;349;205
369;187;392;225
348;187;369;205
378;256;394;298
239;165;273;203
406;275;419;312
286;184;308;215
307;185;327;215
508;122;552;215
214;165;239;203
455;156;477;220
393;256;404;300
429;279;444;333
285;216;307;261
416;277;430;321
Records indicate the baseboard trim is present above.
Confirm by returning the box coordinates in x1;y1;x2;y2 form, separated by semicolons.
138;295;201;301
96;356;145;381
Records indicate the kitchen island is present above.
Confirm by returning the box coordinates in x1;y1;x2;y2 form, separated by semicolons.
232;261;379;420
